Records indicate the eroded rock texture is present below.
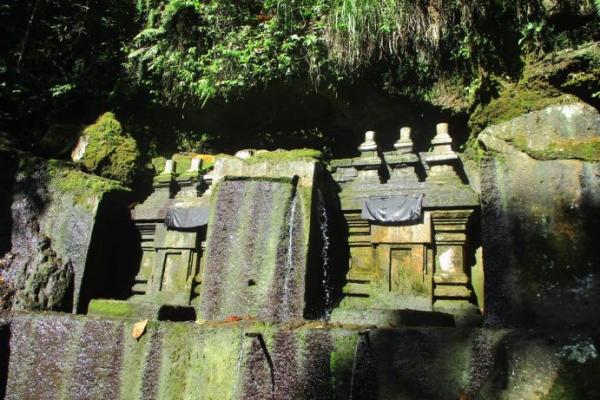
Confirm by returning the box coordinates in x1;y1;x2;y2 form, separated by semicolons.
0;149;129;312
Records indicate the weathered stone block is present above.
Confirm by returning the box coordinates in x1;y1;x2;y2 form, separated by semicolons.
479;101;600;327
0;150;129;313
4;313;600;399
371;212;432;243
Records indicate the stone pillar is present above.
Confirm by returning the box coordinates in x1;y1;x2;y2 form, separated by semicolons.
431;210;473;301
330;158;358;183
359;131;378;155
431;123;453;154
190;157;201;172
386;127;420;183
152;158;178;196
164;159;175;174
175;157;205;198
203;157;224;195
394;127;413;154
130;222;157;298
421;123;461;182
130;158;178;299
354;131;381;180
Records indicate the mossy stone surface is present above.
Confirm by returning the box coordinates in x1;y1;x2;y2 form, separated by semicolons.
478;102;600;327
47;160;126;210
73;112;139;185
244;148;321;164
469;81;572;135
469;43;600;136
88;299;161;320
2;151;129;313
479;102;600;162
5;312;600;399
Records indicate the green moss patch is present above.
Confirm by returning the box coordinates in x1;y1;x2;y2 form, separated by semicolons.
469;43;600;136
87;299;157;319
509;135;600;161
244;149;322;164
75;112;140;185
47;160;126;209
469;81;573;134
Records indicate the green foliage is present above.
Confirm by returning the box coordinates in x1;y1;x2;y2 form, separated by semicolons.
0;0;137;147
518;21;547;55
126;0;570;109
127;0;334;106
1;0;597;159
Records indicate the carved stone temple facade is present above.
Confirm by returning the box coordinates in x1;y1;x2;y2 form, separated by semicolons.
88;124;482;325
329;123;481;325
88;151;319;321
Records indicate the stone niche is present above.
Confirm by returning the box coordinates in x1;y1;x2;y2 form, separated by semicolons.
88;155;209;320
329;124;482;326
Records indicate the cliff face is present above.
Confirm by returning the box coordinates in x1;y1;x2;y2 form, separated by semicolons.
479;102;600;327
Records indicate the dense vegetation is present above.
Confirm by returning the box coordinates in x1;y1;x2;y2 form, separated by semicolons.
1;0;599;162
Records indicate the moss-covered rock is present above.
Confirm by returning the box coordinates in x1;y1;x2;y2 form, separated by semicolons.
71;112;140;185
11;236;74;311
480;102;600;161
0;149;130;313
469;81;574;136
244;148;322;164
5;312;600;399
469;42;600;136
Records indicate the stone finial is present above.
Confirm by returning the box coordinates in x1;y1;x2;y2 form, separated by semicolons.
431;123;454;154
163;159;175;174
358;131;378;153
235;149;254;159
394;127;413;154
189;157;202;172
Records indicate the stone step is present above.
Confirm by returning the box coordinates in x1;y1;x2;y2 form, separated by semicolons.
343;281;371;296
433;285;471;298
433;275;469;284
132;282;148;293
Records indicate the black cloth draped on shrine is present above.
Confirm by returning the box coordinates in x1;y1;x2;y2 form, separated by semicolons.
165;207;210;229
361;194;424;223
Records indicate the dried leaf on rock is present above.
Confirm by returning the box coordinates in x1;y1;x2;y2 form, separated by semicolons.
132;319;148;340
